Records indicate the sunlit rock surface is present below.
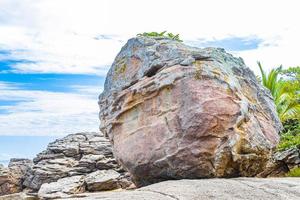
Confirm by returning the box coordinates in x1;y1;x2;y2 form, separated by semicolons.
99;36;282;186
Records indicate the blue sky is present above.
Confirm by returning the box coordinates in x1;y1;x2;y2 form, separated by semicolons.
0;0;299;162
0;136;56;166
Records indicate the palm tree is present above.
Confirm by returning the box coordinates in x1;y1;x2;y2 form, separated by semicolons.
258;62;300;122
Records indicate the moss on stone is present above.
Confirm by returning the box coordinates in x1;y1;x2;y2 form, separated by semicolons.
113;59;127;80
194;61;203;80
286;167;300;177
116;63;127;75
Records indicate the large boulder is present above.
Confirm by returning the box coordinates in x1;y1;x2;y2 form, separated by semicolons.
23;132;132;191
0;159;32;196
98;37;282;186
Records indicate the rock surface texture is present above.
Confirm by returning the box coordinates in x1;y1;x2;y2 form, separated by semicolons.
38;175;85;199
259;147;300;177
0;159;32;196
98;37;282;186
2;178;300;200
66;178;300;200
22;132;133;197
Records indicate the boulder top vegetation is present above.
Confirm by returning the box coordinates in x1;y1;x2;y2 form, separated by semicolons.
137;31;183;42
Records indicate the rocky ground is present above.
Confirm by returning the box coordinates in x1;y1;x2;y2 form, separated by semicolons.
2;178;300;200
0;132;299;200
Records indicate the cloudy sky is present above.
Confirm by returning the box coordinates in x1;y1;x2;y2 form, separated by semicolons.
0;0;299;137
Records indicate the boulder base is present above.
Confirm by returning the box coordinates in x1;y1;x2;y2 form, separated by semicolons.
99;37;282;186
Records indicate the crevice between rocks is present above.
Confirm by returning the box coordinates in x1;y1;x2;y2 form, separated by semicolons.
140;189;180;200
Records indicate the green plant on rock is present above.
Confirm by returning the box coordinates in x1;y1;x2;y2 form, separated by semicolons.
258;62;300;122
277;132;300;151
277;119;300;151
137;31;183;42
258;63;300;151
286;167;300;177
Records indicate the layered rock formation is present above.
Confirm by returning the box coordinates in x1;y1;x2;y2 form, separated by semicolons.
23;132;126;190
0;132;134;198
98;36;282;186
0;159;32;196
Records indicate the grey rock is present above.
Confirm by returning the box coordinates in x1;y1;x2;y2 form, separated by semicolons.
38;175;85;199
85;170;121;191
66;178;300;200
0;192;37;200
274;148;300;165
23;132;133;192
257;148;300;177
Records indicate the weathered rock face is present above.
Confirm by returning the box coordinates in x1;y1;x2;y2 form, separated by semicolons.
0;159;32;196
23;132;132;191
258;147;300;177
38;175;85;199
98;37;282;186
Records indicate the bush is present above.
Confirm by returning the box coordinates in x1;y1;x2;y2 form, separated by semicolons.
277;119;300;151
286;167;300;177
137;31;183;42
278;133;300;151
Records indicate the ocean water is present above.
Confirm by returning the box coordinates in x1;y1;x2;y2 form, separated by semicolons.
0;136;58;167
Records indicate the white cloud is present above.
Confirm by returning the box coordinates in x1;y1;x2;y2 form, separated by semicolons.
0;0;299;75
0;0;299;137
0;82;101;136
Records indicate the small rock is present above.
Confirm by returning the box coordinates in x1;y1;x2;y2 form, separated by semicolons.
274;148;300;168
85;170;121;192
38;176;85;199
258;148;300;177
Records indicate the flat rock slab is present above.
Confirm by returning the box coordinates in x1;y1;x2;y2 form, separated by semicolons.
67;178;300;200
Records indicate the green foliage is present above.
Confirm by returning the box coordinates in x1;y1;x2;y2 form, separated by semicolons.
278;119;300;151
258;61;282;97
137;31;183;42
281;66;300;81
286;167;300;177
258;62;300;122
258;63;300;151
283;119;300;136
277;132;300;151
